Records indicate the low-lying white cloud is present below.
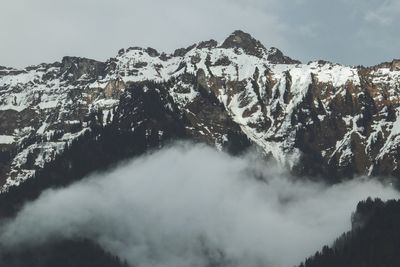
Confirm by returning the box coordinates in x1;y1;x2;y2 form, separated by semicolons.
0;143;398;267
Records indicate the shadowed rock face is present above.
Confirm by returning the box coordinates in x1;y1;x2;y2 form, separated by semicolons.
390;59;400;71
267;47;301;64
220;30;268;58
0;30;400;191
60;56;107;82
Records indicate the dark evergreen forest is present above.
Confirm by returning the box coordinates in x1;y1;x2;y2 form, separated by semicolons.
299;198;400;267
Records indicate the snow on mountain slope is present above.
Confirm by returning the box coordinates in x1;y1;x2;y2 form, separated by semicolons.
0;30;400;191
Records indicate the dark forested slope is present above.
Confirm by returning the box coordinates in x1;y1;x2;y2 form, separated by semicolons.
299;198;400;267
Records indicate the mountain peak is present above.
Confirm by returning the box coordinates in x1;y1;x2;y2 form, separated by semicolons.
220;30;267;58
220;30;299;63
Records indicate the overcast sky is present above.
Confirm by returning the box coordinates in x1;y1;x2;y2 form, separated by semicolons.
1;0;399;68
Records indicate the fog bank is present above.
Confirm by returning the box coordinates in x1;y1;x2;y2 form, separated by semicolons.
0;143;398;267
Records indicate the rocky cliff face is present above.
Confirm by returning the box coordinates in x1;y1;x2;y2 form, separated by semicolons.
1;30;400;191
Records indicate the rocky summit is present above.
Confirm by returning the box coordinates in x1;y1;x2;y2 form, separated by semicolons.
0;30;400;192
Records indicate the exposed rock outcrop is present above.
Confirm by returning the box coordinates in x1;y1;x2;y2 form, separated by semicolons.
0;30;400;192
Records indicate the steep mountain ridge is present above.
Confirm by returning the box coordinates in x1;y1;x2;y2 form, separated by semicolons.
1;30;400;191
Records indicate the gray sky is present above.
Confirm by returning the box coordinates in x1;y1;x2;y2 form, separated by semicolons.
1;0;399;68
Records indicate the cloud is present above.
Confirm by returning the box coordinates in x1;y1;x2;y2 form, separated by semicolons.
364;11;393;26
0;143;398;267
364;0;400;26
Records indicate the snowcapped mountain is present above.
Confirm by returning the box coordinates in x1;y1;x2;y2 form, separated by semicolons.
1;30;400;191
